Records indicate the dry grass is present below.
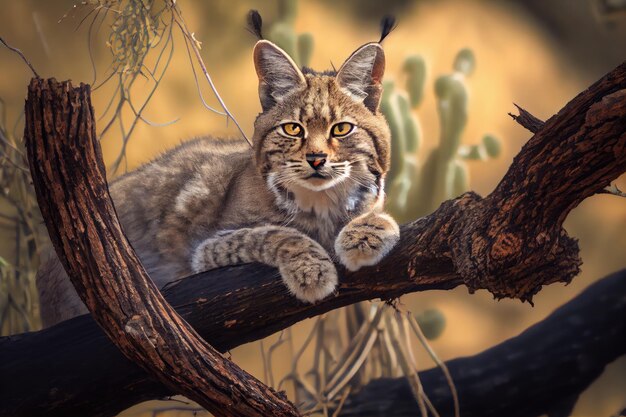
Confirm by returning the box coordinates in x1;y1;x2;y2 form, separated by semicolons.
0;98;44;334
77;0;249;174
256;303;459;417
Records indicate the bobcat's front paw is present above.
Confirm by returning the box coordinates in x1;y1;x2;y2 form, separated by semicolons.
335;213;400;271
279;252;338;304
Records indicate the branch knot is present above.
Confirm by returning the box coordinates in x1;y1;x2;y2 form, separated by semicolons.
449;196;582;303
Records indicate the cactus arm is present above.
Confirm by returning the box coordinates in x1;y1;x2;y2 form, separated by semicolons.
403;55;427;108
297;33;314;67
380;81;406;185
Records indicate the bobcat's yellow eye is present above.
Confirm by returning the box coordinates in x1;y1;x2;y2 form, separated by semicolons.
281;123;303;137
331;122;354;137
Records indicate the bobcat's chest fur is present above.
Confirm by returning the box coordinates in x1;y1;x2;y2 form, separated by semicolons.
267;173;377;250
289;189;345;249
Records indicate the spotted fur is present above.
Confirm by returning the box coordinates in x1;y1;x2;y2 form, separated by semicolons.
36;40;400;327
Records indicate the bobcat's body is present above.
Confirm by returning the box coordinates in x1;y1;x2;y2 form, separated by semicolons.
37;39;400;327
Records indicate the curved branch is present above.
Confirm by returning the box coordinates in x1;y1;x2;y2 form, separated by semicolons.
22;78;298;417
336;269;626;417
0;62;624;416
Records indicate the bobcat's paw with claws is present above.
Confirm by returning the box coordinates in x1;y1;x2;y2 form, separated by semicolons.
280;251;338;303
335;213;400;271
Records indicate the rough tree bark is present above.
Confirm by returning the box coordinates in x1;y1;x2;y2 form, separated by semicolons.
21;78;299;417
508;103;545;133
0;62;624;417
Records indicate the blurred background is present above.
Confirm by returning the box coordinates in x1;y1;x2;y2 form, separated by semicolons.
0;1;624;416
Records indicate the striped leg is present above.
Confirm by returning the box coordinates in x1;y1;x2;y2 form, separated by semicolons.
191;226;337;303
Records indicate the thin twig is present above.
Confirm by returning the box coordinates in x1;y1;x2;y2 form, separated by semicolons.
266;330;288;387
109;21;175;174
170;4;252;146
324;305;384;401
0;130;25;158
0;37;40;78
181;32;227;116
408;311;460;417
85;6;104;86
259;339;270;385
330;386;351;417
385;313;428;417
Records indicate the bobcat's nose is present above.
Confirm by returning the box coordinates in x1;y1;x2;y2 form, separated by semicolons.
306;153;327;170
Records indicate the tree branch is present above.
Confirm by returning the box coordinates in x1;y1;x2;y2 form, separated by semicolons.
22;78;299;417
0;63;624;416
336;269;626;417
508;103;545;133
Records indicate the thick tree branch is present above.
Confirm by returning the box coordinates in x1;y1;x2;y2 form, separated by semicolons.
22;78;299;417
2;269;623;417
0;63;624;416
336;269;626;417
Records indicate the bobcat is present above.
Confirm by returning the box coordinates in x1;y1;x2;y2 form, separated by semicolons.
36;39;400;328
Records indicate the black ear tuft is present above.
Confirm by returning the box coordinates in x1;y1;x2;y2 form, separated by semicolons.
247;10;263;40
379;15;397;43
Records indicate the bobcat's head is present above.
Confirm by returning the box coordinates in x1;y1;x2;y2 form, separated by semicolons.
252;40;391;212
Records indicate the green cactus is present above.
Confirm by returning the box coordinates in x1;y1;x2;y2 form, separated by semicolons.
380;80;406;186
453;47;476;76
386;94;422;215
268;22;299;60
385;48;502;221
381;56;427;219
415;308;447;340
459;134;502;161
266;0;314;67
403;55;427;108
277;0;298;23
451;159;470;199
482;134;501;158
459;144;485;160
297;33;314;67
397;92;421;152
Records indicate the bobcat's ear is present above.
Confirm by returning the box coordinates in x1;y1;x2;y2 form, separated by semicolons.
253;40;306;111
336;43;385;112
